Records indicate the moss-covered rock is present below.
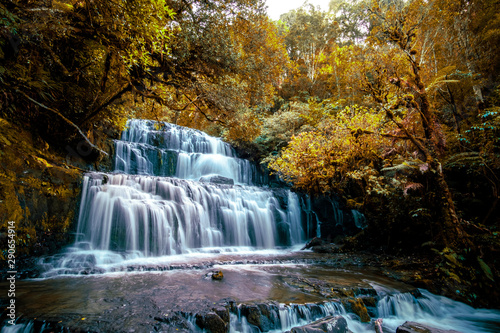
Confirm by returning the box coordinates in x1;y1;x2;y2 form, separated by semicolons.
343;298;370;323
0;118;83;269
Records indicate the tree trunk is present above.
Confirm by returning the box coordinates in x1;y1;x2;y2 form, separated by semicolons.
431;163;471;249
411;60;471;249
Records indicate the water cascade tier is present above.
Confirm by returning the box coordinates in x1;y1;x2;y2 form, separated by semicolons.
114;119;267;185
76;174;304;255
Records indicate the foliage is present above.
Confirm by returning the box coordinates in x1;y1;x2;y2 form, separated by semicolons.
0;0;289;150
268;105;390;194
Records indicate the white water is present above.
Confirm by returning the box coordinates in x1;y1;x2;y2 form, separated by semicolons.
114;119;265;185
377;289;500;332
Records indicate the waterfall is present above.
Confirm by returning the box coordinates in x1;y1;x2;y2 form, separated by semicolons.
41;119;311;275
229;301;347;333
376;289;500;332
9;119;500;333
113;119;266;185
228;291;500;333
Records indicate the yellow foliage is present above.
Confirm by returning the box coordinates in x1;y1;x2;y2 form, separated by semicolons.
269;105;392;194
223;110;262;143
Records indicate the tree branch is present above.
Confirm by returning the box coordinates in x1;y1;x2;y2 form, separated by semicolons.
81;82;132;125
17;90;108;156
185;94;226;125
383;106;431;161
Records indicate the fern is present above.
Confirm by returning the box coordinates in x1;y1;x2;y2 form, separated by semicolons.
403;182;424;196
444;152;482;169
381;159;425;176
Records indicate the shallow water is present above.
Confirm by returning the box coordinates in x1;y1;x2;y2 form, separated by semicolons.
3;252;500;333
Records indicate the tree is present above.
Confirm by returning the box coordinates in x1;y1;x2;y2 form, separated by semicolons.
1;0;286;149
268;105;390;195
1;0;176;148
280;4;339;85
367;0;471;248
329;0;370;45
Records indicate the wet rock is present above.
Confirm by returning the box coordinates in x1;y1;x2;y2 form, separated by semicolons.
269;188;290;209
240;303;280;332
276;222;292;246
213;306;230;324
396;321;462;333
212;270;224;280
342;298;370;323
195;312;228;333
290;315;350;333
155;312;193;330
310;196;362;242
302;237;325;250
199;175;234;185
203;270;224;280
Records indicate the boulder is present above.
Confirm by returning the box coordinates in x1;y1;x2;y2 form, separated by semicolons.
199;175;234;185
342;298;370;323
396;321;462;333
302;237;326;250
195;312;228;333
290;315;350;333
239;303;280;332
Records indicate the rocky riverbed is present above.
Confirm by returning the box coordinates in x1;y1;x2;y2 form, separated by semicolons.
2;250;500;333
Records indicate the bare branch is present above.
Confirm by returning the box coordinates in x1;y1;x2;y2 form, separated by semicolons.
17;90;108;156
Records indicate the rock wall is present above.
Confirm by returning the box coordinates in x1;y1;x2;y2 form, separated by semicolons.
311;195;365;242
0;118;90;271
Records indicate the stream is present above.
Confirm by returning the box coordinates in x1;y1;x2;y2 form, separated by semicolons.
1;119;499;333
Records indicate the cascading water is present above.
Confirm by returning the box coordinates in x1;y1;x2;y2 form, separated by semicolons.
41;119;311;275
114;119;266;185
228;290;500;333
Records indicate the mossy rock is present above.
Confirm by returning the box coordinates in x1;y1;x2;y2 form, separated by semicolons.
0;118;83;263
343;298;370;323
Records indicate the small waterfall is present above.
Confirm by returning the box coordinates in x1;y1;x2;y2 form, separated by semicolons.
114;119;266;185
230;301;347;333
41;119;310;275
228;291;500;333
376;289;500;333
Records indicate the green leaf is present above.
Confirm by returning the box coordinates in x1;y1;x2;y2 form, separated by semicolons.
477;257;495;282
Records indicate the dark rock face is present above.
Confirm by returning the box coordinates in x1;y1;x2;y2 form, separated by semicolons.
239;303;281;332
195;312;228;333
396;321;462;333
310;196;364;241
290;315;350;333
0;118;84;271
199;175;235;185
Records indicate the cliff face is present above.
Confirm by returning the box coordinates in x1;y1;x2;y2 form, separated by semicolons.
0;118;83;264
